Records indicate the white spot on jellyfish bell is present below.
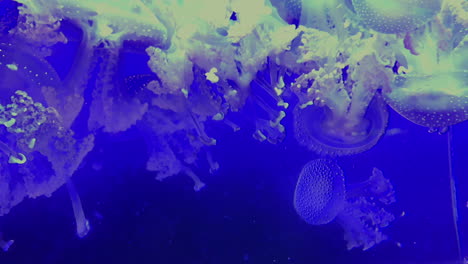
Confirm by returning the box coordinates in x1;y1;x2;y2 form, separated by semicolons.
385;72;468;128
0;41;61;105
351;0;442;34
294;159;345;225
294;159;396;250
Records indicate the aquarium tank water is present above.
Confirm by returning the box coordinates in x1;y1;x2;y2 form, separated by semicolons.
0;0;467;263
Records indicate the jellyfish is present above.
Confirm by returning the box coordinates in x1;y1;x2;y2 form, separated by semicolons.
351;0;442;34
0;90;94;240
383;2;468;129
294;94;389;156
294;159;396;250
290;29;394;156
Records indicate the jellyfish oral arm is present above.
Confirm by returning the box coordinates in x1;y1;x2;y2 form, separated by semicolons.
66;180;90;238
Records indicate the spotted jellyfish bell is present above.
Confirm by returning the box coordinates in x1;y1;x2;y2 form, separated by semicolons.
384;21;468;129
351;0;442;34
294;159;396;250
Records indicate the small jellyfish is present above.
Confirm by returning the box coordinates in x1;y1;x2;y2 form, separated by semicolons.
294;158;345;225
293;95;389;156
351;0;442;34
294;159;396;250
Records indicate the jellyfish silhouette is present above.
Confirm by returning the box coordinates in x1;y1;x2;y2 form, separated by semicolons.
294;159;395;250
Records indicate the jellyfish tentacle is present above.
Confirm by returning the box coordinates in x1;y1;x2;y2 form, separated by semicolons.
66;180;90;238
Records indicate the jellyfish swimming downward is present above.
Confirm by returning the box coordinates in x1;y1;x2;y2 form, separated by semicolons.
294;158;396;250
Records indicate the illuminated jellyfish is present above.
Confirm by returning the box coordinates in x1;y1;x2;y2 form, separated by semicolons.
294;159;395;250
0;90;94;238
271;0;396;156
350;0;442;34
0;37;94;238
383;2;468;129
290;28;394;156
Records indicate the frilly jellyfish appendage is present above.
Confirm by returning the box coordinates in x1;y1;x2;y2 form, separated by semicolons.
87;45;149;133
351;0;442;34
294;159;396;250
294;159;346;225
66;180;90;238
294;95;388;156
288;15;396;156
384;7;468;129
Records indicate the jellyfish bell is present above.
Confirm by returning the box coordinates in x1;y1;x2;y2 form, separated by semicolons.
0;40;61;106
294;158;396;250
351;0;442;34
384;21;468;128
294;159;345;225
269;0;302;27
294;94;388;156
384;71;468;128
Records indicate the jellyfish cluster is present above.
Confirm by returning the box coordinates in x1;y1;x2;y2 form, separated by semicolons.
0;0;465;252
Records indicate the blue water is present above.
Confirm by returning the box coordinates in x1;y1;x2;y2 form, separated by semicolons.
0;100;465;264
0;0;467;263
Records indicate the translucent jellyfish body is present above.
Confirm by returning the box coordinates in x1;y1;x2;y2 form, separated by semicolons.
294;95;388;156
294;159;396;250
384;5;468;128
351;0;442;34
0;41;61;105
0;40;94;239
385;72;468;128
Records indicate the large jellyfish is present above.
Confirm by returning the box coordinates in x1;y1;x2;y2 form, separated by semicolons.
0;20;94;238
294;159;396;250
287;26;394;156
383;0;468;129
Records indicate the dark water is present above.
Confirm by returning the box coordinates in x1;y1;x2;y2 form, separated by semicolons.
0;1;467;264
0;100;465;264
